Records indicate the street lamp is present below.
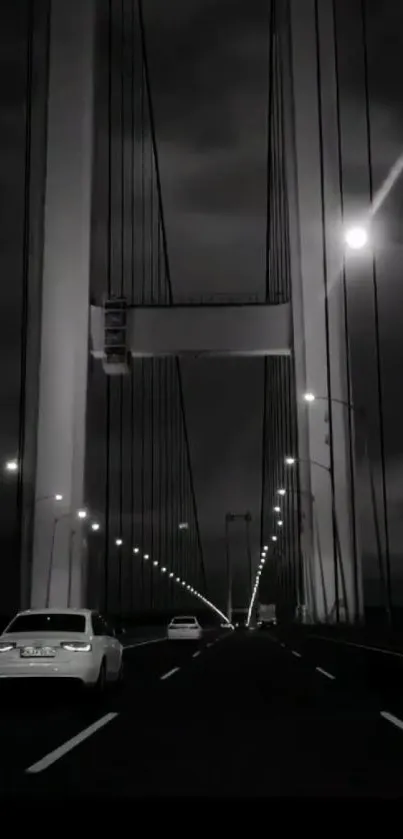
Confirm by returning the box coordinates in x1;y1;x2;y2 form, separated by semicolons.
77;509;87;520
277;489;286;497
5;459;18;473
303;392;316;403
133;546;140;554
91;522;100;531
178;522;189;530
115;538;123;546
344;225;369;251
144;553;150;560
277;520;283;527
271;535;278;542
285;457;296;466
273;506;281;514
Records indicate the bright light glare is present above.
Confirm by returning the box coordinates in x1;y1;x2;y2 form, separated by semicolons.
285;457;296;466
5;460;18;472
153;561;158;566
169;572;174;578
55;494;63;502
277;520;283;527
271;535;278;542
91;522;100;531
304;392;316;403
161;567;167;573
344;225;368;250
144;553;149;560
273;507;281;513
77;509;87;519
176;577;180;582
115;538;123;546
263;544;269;551
133;547;140;554
277;489;286;497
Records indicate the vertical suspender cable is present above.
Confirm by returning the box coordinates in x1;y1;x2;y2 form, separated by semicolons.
17;0;34;608
360;0;392;626
118;0;125;616
137;0;207;596
260;0;276;569
313;0;339;622
331;0;360;624
104;0;113;616
129;0;136;613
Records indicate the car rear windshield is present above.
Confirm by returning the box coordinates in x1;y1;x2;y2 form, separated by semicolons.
171;617;196;625
5;614;86;633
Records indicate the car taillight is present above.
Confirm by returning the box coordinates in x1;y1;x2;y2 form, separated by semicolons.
61;642;92;652
0;642;15;652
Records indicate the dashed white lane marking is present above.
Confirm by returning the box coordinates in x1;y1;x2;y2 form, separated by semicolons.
193;650;201;658
124;637;167;650
310;634;403;660
316;666;335;680
292;650;301;658
26;713;118;775
160;667;180;681
380;711;403;731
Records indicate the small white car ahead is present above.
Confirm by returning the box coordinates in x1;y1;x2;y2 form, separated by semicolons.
0;608;123;692
167;616;202;641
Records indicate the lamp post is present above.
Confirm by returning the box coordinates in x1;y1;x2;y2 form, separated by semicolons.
46;508;87;607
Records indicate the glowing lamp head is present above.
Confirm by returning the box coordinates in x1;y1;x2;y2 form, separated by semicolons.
344;225;368;251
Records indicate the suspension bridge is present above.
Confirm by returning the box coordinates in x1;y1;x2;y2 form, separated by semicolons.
3;0;403;799
1;0;396;636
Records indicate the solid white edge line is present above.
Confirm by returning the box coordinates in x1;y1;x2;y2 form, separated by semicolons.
124;637;167;650
160;667;180;680
292;650;301;658
316;666;335;680
309;634;403;660
193;650;201;658
380;711;403;731
26;712;118;775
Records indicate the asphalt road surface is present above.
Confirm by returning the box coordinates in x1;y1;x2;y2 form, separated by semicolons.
2;626;403;797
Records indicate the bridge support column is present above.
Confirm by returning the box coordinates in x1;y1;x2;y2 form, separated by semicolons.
31;0;95;609
283;0;363;622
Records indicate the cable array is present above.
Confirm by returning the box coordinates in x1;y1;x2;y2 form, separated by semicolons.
84;0;207;621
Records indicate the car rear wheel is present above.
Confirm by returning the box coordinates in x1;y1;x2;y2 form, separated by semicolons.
116;658;124;686
95;659;106;695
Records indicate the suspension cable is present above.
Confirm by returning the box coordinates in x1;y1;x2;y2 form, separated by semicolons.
138;0;207;595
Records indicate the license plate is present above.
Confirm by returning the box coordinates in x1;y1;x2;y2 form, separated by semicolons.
20;646;55;658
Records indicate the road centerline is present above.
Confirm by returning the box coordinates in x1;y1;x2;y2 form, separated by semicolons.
316;666;335;680
160;667;180;680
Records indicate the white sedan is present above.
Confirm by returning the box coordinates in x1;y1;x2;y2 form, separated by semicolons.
0;608;123;692
167;616;202;641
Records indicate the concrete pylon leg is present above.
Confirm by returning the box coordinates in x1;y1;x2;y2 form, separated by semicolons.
31;0;95;609
282;0;363;622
